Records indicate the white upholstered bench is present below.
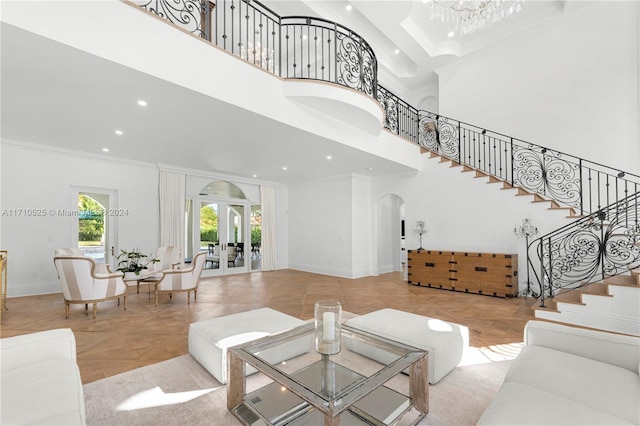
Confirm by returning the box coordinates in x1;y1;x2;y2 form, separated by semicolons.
345;308;469;384
188;307;310;384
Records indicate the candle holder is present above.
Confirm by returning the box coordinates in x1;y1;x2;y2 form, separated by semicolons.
314;300;341;355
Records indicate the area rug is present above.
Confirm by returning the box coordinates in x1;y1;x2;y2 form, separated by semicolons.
84;347;515;425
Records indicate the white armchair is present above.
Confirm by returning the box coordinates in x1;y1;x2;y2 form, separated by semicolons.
155;251;206;306
54;251;127;319
55;247;111;274
146;246;181;276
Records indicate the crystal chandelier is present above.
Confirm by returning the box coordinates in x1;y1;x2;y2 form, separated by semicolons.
425;0;525;36
240;42;275;72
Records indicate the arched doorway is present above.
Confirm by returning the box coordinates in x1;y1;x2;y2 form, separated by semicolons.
376;194;405;275
186;181;259;276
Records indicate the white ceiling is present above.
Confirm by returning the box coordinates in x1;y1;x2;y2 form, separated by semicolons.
1;0;573;185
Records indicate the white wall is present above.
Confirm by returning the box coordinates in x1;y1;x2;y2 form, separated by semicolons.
0;142;290;296
1;141;159;296
437;2;640;175
351;175;374;277
373;154;573;294
376;194;404;274
288;175;355;278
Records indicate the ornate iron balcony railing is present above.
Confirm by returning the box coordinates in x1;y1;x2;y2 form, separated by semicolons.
136;0;378;99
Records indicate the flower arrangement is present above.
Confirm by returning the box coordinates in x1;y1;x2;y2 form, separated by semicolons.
116;248;159;275
415;220;428;250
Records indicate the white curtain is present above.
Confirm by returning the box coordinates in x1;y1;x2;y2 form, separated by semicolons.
159;171;186;258
260;185;277;271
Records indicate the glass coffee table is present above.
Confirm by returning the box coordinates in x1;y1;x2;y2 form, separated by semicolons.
227;322;429;425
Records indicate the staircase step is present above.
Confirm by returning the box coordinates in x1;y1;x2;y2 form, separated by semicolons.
605;274;638;287
535;278;635;315
516;188;534;196
532;299;559;313
501;182;516;190
425;146;584;228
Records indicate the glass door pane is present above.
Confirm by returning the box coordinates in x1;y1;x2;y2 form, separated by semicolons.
74;188;117;270
251;205;261;271
225;204;245;271
193;200;251;276
200;202;220;272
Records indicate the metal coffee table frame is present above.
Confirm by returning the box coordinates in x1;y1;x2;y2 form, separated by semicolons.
227;322;429;426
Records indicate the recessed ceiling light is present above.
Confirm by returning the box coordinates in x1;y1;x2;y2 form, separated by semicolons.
346;4;352;11
282;166;288;170
102;148;109;152
367;167;374;171
394;49;400;54
115;130;123;135
447;31;455;38
326;155;332;160
137;100;147;106
252;174;258;178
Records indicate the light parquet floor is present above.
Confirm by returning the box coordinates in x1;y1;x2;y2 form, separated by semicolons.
0;270;537;384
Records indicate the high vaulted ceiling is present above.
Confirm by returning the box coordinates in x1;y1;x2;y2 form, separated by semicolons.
1;0;578;184
271;0;571;106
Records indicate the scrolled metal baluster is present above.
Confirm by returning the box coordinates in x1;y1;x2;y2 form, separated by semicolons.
139;0;205;38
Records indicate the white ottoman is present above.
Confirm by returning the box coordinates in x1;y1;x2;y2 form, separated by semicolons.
345;308;468;384
188;307;310;384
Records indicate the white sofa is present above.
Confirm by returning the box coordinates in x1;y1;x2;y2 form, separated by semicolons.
478;320;640;425
0;328;86;425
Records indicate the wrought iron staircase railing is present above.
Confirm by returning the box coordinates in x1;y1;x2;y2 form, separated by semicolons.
528;191;640;307
132;0;640;298
417;111;640;217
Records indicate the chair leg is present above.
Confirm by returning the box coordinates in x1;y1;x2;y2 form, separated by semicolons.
155;290;159;307
124;295;127;311
65;302;70;319
194;289;197;302
187;291;190;305
92;303;97;320
85;304;88;310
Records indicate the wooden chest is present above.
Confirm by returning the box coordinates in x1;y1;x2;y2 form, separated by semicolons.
407;249;518;298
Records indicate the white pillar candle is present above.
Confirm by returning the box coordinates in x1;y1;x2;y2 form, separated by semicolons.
323;312;336;341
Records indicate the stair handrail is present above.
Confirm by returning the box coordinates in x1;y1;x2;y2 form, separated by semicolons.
527;190;640;307
415;110;640;216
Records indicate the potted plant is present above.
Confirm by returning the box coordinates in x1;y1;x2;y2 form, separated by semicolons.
116;248;159;279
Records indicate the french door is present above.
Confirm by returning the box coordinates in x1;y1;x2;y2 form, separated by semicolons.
71;186;118;270
188;198;250;276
